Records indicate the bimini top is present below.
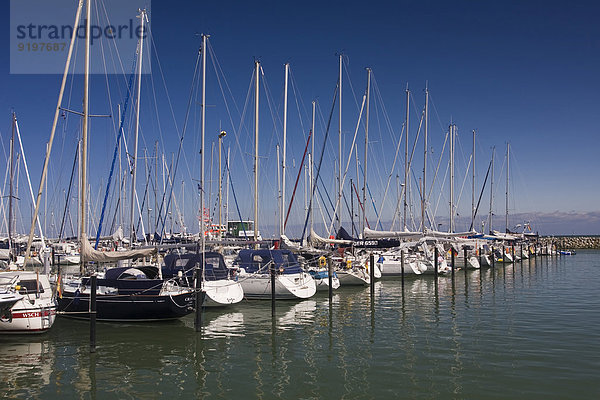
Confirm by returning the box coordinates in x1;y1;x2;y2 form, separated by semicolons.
235;249;302;274
163;252;230;281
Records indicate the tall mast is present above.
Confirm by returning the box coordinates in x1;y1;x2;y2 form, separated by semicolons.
310;100;315;233
80;0;91;271
422;85;428;233
218;130;226;239
488;147;495;234
281;62;289;237
450;124;455;232
254;60;260;242
362;68;371;235
505;142;510;233
129;8;146;245
9;113;15;255
338;54;342;231
403;85;409;230
25;0;84;262
200;33;207;266
472;130;475;230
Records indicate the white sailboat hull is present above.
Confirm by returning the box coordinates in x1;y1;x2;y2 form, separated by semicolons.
202;279;244;307
0;272;56;334
336;268;370;286
238;272;316;300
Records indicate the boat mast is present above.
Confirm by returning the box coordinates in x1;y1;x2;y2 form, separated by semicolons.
218;129;226;239
24;0;84;262
200;33;207;263
254;60;260;242
129;8;146;246
79;0;91;273
422;85;428;233
281;63;289;238
362;68;371;235
338;54;342;231
8;112;15;257
450;123;455;232
472;130;475;230
310;100;315;233
488;146;495;234
403;85;409;230
505;142;509;233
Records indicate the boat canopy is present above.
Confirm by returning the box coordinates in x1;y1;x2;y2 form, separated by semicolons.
163;252;229;281
236;249;302;274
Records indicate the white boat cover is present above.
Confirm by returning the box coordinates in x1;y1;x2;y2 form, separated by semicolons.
308;229;352;246
363;227;423;239
80;234;156;263
424;228;478;238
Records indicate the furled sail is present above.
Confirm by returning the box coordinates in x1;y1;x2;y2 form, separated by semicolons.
80;234;156;263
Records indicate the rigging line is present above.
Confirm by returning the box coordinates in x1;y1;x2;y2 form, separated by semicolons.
327;93;365;234
455;155;472;229
300;81;339;242
351;180;370;229
223;151;248;240
391;106;425;229
432;160;449;226
358;163;383;230
207;43;254;197
470;158;492;231
342;55;362;112
376;122;405;228
341;184;357;236
284;130;312;230
426;129;449;205
94;54;137;249
157;45;202;243
288;68;308;138
315;181;333;227
59;141;79;240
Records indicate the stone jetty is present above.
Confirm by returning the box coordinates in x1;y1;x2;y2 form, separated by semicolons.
540;236;600;249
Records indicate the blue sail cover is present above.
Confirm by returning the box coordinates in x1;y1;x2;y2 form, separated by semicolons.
163;252;229;281
236;249;302;274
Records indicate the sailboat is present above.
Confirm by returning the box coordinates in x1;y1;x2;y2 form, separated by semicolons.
234;249;316;300
162;251;243;307
22;3;195;321
0;271;56;333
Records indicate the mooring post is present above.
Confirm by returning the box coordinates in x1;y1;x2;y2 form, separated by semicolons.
463;246;468;277
327;256;333;302
520;243;524;263
271;262;276;317
51;247;55;267
400;250;405;292
451;246;455;278
194;243;203;332
90;274;97;353
491;246;495;268
369;253;375;297
434;246;439;279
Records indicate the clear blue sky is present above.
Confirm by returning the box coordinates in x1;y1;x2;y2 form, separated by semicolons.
1;0;599;237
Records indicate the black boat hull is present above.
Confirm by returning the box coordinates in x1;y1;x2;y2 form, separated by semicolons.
57;292;195;321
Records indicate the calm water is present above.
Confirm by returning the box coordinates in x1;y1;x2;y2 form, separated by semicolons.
1;251;599;399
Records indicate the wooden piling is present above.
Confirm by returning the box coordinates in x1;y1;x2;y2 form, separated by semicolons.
463;247;468;277
434;246;439;279
369;253;375;297
271;262;276;316
400;250;405;291
90;274;97;353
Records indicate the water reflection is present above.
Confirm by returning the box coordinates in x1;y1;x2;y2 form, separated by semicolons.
0;253;597;398
0;338;54;394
